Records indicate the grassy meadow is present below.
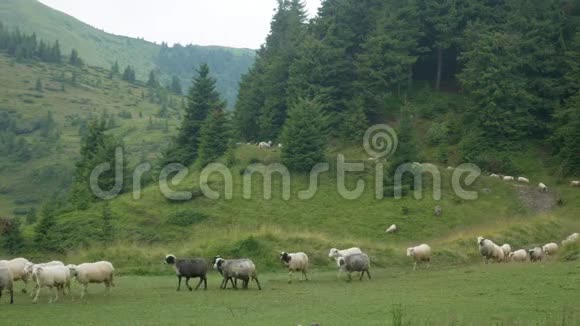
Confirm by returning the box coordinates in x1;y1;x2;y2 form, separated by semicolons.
2;263;579;325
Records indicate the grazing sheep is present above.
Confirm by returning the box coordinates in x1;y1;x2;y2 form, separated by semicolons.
517;177;530;184
328;247;362;259
279;252;309;283
538;182;548;192
32;265;71;303
213;256;261;290
501;244;512;258
68;261;115;299
477;237;505;263
164;255;208;291
542;243;559;256
337;253;371;282
490;174;501;178
528;247;544;262
562;233;579;246
503;176;515;181
508;250;530;262
0;257;31;293
447;166;454;170
0;263;14;304
571;181;580;187
24;261;66;297
406;244;432;270
385;225;398;234
434;206;442;217
258;141;272;149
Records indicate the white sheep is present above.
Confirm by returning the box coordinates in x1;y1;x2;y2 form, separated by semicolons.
406;244;432;270
503;176;515;181
258;141;272;149
279;252;309;283
508;250;530;262
477;237;505;263
447;166;454;170
542;243;559;256
561;233;579;246
68;261;115;299
490;174;501;178
517;177;530;184
0;257;31;293
571;181;580;187
24;261;66;297
32;265;71;303
328;247;362;259
501;244;512;258
0;263;14;304
538;182;548;192
385;224;398;234
528;247;544;262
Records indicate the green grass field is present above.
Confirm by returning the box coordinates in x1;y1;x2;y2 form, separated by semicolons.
2;263;579;325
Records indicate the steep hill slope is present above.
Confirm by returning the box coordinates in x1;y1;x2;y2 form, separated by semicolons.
0;0;255;105
0;53;183;216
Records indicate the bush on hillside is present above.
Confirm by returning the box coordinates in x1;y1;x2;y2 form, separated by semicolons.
166;210;209;227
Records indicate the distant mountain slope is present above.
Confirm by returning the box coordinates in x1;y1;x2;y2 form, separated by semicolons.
0;0;255;105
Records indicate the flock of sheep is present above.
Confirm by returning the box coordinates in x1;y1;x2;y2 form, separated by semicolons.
0;259;114;304
0;232;577;304
477;233;579;263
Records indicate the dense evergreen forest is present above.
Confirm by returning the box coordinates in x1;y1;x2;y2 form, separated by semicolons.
234;0;580;176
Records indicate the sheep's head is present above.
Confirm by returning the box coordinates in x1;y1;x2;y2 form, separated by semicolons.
212;256;225;274
328;248;339;259
66;264;78;277
477;237;485;246
23;262;34;275
406;248;415;257
164;255;177;265
280;252;291;264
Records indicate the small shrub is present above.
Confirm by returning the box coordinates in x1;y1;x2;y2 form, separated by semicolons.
12;207;29;215
166;210;209;227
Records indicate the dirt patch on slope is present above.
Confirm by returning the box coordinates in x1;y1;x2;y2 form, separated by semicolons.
515;185;559;214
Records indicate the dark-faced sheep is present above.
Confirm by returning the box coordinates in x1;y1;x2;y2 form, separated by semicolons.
280;252;309;283
164;255;208;291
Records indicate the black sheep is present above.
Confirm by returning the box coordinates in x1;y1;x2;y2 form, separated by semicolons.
164;255;208;291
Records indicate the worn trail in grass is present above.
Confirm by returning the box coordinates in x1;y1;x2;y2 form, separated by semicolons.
3;263;579;326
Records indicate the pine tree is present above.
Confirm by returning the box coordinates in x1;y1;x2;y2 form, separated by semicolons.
26;207;37;224
198;107;230;167
170;76;182;95
35;78;43;92
280;99;328;172
122;66;136;83
1;217;24;254
112;61;120;74
69;48;83;66
34;202;61;252
170;64;224;165
147;70;159;88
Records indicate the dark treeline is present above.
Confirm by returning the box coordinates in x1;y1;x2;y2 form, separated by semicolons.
0;21;61;63
235;0;580;175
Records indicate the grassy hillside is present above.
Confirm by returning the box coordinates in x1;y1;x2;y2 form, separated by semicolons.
0;53;183;216
0;0;255;105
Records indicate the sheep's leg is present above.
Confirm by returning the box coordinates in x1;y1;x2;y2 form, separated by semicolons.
9;287;14;304
30;283;39;297
288;270;293;284
253;277;262;290
48;286;54;304
176;276;182;291
302;270;308;281
203;276;208;290
219;278;226;289
81;284;88;299
366;269;372;280
194;277;204;291
21;279;28;294
413;261;417;271
32;286;41;303
185;277;193;291
347;272;352;282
